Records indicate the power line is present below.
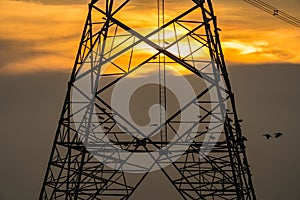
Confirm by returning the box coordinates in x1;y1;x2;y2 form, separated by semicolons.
243;0;300;28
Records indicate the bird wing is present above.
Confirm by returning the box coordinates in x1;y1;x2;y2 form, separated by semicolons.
274;132;283;138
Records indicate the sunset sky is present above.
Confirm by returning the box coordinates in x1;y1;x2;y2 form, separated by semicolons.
0;0;299;74
0;0;299;199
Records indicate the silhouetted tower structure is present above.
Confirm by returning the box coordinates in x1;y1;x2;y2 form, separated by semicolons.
40;0;256;199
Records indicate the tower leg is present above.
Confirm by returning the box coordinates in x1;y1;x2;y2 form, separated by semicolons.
40;0;256;199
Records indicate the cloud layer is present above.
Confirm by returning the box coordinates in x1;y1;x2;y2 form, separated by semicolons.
0;0;299;73
12;0;88;5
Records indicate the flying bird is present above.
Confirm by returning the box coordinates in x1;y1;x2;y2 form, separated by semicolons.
274;132;283;138
263;133;272;140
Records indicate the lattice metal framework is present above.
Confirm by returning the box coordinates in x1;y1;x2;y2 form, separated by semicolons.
40;0;256;199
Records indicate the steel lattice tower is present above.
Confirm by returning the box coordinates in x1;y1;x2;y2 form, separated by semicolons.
40;0;256;199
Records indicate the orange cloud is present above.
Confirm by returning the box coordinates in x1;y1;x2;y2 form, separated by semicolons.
0;0;299;74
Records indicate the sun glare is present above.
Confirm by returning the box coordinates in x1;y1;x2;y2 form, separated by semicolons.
0;0;299;74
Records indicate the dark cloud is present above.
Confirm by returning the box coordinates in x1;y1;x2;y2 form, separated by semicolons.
10;0;187;7
0;39;52;68
228;63;300;200
11;0;88;5
0;71;69;199
0;34;79;69
0;63;300;199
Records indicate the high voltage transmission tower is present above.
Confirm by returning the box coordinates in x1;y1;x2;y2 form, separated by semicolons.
40;0;256;199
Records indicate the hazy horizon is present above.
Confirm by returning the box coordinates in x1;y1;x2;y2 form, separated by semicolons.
0;64;300;199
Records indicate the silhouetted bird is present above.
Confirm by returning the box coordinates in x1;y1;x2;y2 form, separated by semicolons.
150;123;158;127
274;132;283;138
263;133;272;140
133;138;147;147
241;136;247;141
98;116;104;120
